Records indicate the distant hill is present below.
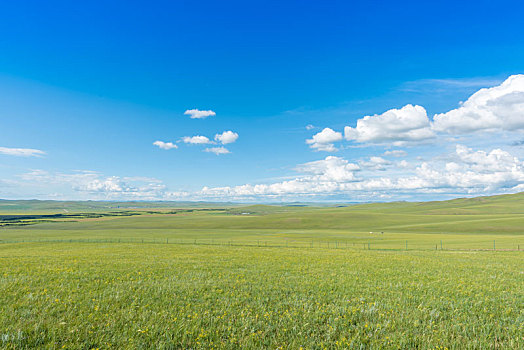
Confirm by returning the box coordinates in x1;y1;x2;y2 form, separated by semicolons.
0;199;239;213
2;192;524;214
349;192;524;215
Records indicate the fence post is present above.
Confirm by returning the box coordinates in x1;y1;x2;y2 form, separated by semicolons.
440;240;443;250
493;240;495;251
405;240;408;250
368;242;370;250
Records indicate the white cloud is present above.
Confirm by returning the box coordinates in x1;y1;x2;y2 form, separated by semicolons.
215;131;239;144
184;109;216;119
397;160;410;168
82;176;130;193
196;145;524;200
199;156;361;199
16;170;169;200
306;128;343;152
414;145;524;191
384;150;407;157
204;146;230;155
433;74;524;134
344;104;435;145
359;157;391;171
454;144;521;173
306;124;315;130
182;135;212;144
153;141;178;150
0;147;46;157
296;156;360;182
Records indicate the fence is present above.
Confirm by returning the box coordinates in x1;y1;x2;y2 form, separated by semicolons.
0;238;522;252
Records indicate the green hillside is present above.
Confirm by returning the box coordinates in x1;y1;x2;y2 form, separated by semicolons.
1;192;524;250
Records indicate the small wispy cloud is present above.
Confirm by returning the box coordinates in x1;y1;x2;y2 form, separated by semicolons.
0;147;46;157
204;146;230;155
399;77;504;93
184;109;216;119
384;150;407;157
153;141;178;150
182;135;212;144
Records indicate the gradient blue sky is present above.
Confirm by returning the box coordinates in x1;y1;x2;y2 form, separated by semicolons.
2;0;524;201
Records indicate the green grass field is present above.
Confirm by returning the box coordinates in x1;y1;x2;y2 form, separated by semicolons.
1;193;523;348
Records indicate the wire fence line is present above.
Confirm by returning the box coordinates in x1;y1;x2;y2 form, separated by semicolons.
0;238;522;252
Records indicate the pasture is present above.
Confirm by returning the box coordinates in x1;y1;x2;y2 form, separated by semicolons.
0;193;523;348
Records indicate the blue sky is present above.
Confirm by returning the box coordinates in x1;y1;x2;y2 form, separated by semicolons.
2;0;524;201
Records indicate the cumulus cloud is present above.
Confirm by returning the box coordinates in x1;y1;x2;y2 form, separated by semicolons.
306;124;315;130
454;144;521;173
153;141;178;150
205;146;230;155
16;170;170;200
314;75;524;147
344;104;435;145
359;157;392;171
184;109;216;119
195;144;524;200
415;145;524;191
182;135;212;144
306;128;343;152
215;131;239;144
433;75;524;134
296;156;360;182
0;147;46;157
198;157;361;198
82;176;131;193
397;160;410;168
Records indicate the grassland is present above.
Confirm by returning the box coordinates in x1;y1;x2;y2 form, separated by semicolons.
0;193;523;348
